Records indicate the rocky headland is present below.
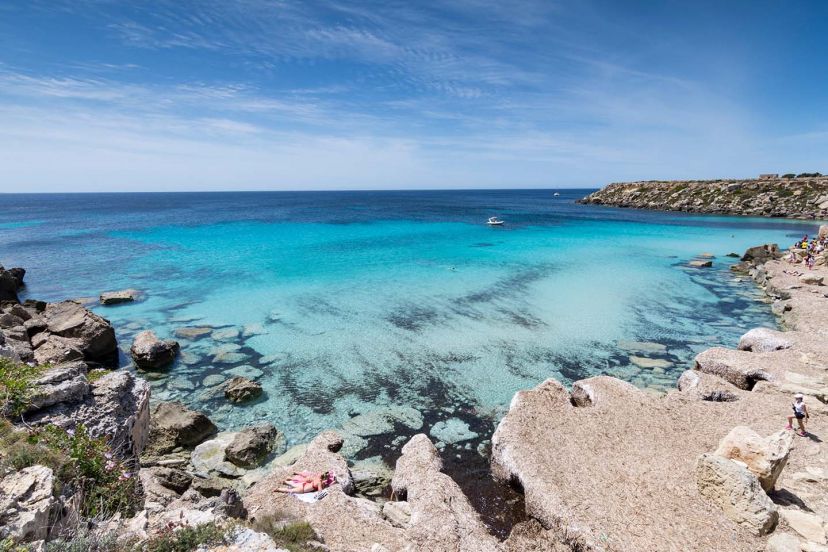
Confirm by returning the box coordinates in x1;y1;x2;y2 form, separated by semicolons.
1;230;828;552
578;175;828;219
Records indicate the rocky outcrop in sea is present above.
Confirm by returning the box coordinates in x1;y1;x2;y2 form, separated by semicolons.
579;175;828;219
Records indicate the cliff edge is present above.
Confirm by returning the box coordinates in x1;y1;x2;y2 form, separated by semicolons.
579;175;828;219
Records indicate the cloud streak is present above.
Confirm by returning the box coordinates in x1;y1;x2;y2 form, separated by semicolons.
0;0;825;191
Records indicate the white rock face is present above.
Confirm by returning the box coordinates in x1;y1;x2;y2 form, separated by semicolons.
799;273;824;286
765;533;802;552
695;454;778;536
191;432;246;477
0;465;55;542
714;426;793;492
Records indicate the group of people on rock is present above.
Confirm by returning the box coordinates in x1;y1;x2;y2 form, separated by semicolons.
787;233;827;269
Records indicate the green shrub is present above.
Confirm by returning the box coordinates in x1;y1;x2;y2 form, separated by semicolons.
0;357;45;417
782;173;796;178
34;424;141;518
0;421;140;519
87;369;109;383
142;522;232;552
251;516;318;552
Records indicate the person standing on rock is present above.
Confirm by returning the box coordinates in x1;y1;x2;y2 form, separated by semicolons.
786;393;809;436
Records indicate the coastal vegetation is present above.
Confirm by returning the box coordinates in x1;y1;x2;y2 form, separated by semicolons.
579;174;828;218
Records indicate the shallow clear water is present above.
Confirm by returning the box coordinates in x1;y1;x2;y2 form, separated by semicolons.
0;190;820;451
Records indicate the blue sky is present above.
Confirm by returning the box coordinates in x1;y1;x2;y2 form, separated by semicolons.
0;0;826;192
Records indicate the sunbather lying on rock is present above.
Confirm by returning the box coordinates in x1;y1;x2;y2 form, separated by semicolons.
275;470;335;494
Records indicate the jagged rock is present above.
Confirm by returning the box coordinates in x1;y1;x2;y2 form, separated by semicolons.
766;533;802;552
25;362;90;413
150;466;192;494
100;289;141;305
696;453;778;536
0;465;54;542
42;300;117;363
0;266;25;303
23;317;47;336
779;509;827;544
742;244;782;264
130;330;179;370
225;424;281;468
224;376;262;403
676;370;741;402
0;312;24;328
148;401;217;454
738;328;793;353
191;476;238;498
694;347;772;389
192;432;246;478
713;426;793;491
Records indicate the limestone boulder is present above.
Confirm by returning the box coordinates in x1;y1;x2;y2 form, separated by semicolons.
42;300;117;363
130;330;179;370
714;426;793;491
26;370;151;458
148;401;217;453
689;259;713;268
694;347;772;389
0;465;55;542
741;244;781;264
192;432;247;478
225;424;282;469
696;453;778;536
677;369;741;402
738;328;793;353
224;376;262;403
100;289;141;305
32;334;84;365
25;361;90;413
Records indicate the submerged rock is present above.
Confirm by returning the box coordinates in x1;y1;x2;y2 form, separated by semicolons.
130;330;179;370
100;289;141;305
174;326;213;340
429;417;478;444
224;376;262;403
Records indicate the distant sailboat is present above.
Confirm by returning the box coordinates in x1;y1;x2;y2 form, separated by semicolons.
487;217;504;226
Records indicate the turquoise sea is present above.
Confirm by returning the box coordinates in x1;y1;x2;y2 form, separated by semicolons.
0;190;819;456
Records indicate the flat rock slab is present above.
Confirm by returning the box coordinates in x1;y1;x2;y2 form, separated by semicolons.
629;355;672;369
100;289;141;305
490;375;805;551
617;340;667;354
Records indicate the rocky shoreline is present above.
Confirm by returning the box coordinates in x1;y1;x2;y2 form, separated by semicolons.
578;176;828;219
2;231;828;551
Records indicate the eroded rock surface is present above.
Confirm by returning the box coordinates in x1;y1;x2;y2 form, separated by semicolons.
0;465;54;542
131;330;179;370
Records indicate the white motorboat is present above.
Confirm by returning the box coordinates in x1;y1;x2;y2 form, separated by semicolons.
553;192;560;196
486;217;504;226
